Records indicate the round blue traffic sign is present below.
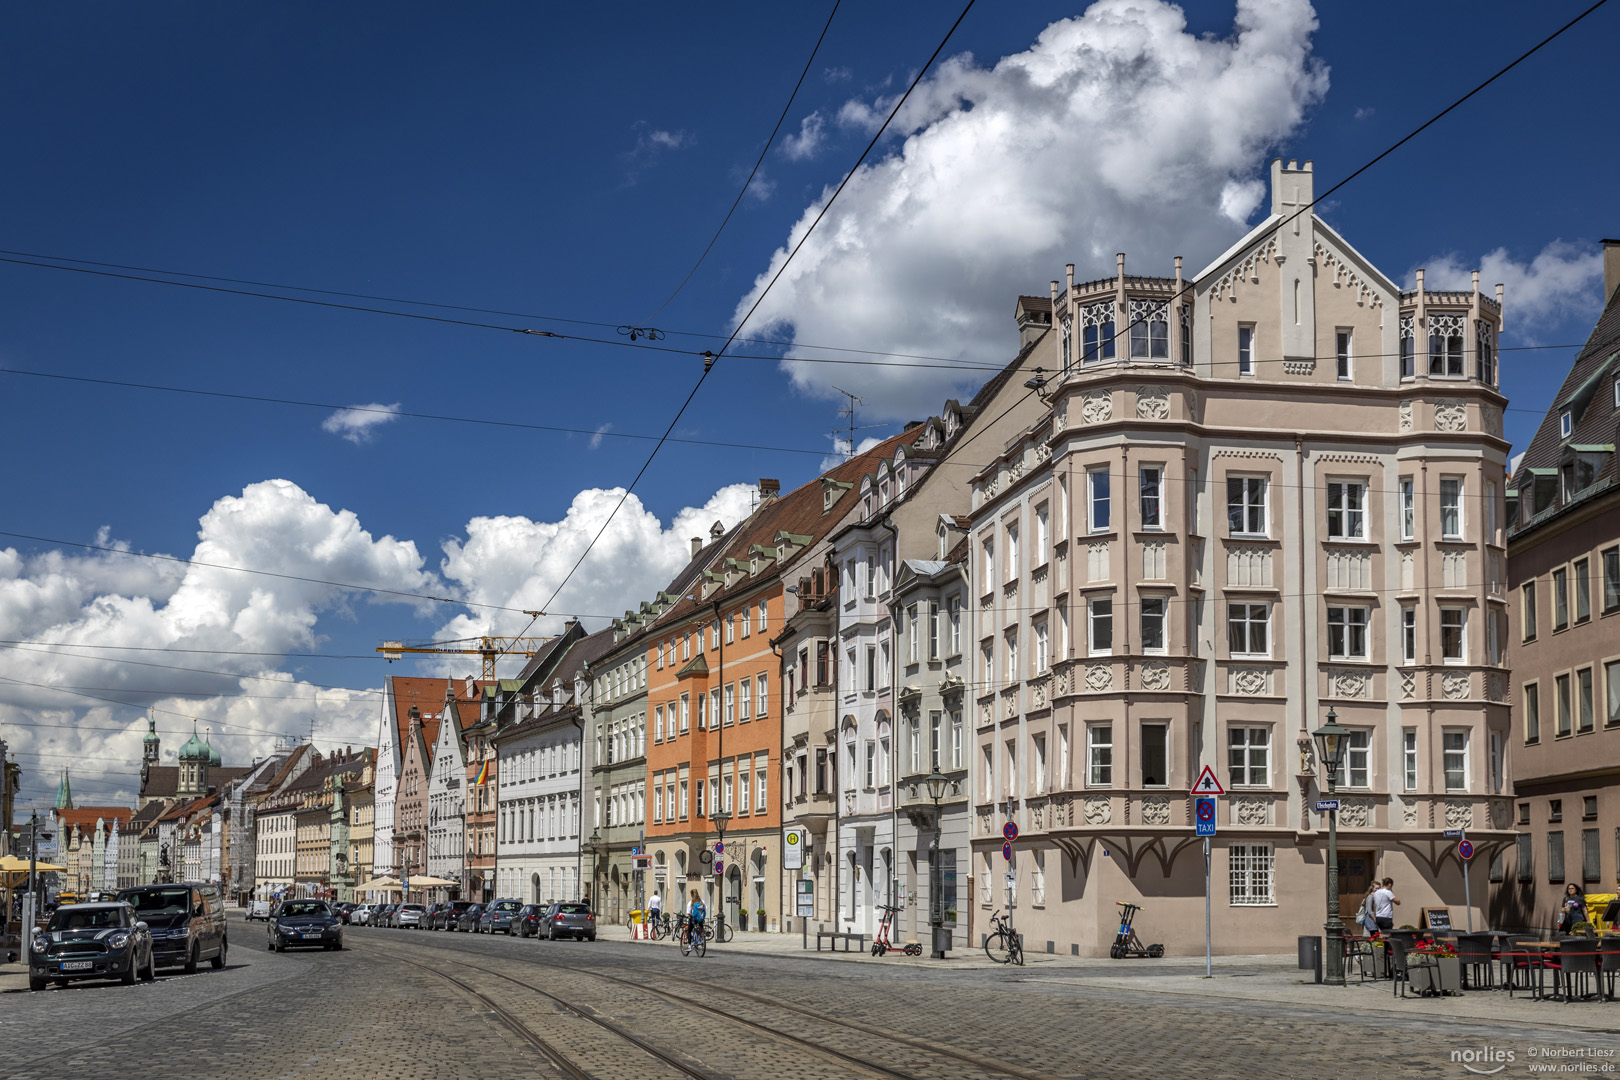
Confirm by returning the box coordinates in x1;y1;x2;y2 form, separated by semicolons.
714;841;724;854
1003;822;1019;841
1002;841;1013;861
1195;799;1216;823
1458;839;1474;860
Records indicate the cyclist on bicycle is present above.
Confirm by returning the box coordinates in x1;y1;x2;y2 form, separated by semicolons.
647;890;662;931
685;889;706;944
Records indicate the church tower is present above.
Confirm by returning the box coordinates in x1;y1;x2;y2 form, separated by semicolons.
141;710;160;791
178;723;210;798
54;767;74;811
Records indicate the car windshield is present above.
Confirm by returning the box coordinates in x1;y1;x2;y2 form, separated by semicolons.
495;902;520;912
281;902;330;917
48;907;127;931
122;889;190;915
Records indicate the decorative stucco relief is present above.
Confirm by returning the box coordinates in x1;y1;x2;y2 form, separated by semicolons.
1234;796;1270;826
1230;666;1270;696
1441;672;1470;700
1138;661;1171;692
1081;393;1112;425
1084;797;1111;825
1399;401;1413;432
1085;664;1112;692
1141;796;1171;826
1338;798;1372;828
1136;386;1169;420
1434;400;1467;433
1445;801;1473;829
1331;669;1371;699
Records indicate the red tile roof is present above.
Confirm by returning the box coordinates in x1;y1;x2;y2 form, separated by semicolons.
54;806;135;832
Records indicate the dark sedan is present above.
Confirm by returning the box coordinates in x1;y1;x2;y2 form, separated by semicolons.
540;902;596;941
374;903;397;928
267;900;343;952
29;902;155;991
478;900;522;935
433;900;476;930
456;904;485;932
516;904;547;938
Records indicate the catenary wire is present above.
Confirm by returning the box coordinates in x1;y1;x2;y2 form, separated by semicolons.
644;0;843;319
536;0;981;616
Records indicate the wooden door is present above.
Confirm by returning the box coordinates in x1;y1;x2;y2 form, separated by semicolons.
1338;850;1375;915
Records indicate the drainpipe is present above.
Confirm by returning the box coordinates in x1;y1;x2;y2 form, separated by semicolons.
771;635;786;932
882;516;902;921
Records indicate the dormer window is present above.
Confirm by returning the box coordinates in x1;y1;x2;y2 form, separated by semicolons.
1428;313;1465;377
1614;377;1620;409
1560;411;1573;439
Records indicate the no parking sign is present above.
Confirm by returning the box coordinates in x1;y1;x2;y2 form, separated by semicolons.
1458;839;1474;860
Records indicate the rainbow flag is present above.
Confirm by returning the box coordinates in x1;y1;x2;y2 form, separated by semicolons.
473;759;489;786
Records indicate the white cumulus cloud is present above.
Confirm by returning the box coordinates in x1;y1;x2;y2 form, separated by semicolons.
1419;240;1606;336
321;402;401;444
735;0;1329;419
781;113;827;162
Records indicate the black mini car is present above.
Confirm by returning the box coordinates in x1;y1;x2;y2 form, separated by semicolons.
30;901;155;991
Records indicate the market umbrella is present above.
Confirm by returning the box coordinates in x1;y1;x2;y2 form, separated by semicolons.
405;875;458;888
350;875;401;892
0;854;67;873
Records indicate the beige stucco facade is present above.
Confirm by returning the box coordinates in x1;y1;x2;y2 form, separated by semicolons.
971;160;1514;956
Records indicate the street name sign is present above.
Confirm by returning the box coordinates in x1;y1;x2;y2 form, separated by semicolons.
1442;829;1465;839
1314;800;1340;812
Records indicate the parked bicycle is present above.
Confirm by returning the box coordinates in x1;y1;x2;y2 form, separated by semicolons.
983;908;1024;966
647;911;672;940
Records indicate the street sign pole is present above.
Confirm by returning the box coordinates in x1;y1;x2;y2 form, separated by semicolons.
1461;829;1471;932
1203;836;1211;978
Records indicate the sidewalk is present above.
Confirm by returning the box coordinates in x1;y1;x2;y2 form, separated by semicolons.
603;923;1620;1033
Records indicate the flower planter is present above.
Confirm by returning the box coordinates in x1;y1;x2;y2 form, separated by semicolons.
1362;945;1389;980
1409;954;1462;996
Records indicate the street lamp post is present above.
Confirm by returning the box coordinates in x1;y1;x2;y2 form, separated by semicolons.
711;808;731;936
585;829;600;909
1313;708;1351;987
924;768;949;959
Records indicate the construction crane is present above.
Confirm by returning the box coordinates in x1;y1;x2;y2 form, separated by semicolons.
379;618;551;680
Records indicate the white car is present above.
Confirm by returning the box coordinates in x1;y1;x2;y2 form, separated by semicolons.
248;899;272;921
350;904;375;926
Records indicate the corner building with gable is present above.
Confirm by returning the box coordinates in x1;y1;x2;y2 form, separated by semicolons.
973;159;1513;955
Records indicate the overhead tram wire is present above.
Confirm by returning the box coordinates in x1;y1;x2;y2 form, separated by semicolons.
643;0;843;320
536;0;981;616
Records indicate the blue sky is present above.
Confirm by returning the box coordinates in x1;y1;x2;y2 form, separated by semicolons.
3;0;1616;808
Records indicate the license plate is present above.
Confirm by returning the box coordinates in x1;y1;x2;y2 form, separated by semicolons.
62;960;92;971
302;933;324;939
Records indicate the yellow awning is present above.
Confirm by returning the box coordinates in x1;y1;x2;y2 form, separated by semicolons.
0;855;67;873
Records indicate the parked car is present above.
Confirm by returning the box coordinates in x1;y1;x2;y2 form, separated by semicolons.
29;901;155;991
456;904;485;933
540;902;596;941
267;899;343;952
516;904;547;938
394;903;427;929
479;899;523;935
374;903;396;928
118;883;229;973
349;904;374;926
333;902;357;924
433;900;475;930
248;899;273;922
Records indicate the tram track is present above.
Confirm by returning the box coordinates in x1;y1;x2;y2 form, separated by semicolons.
362;934;1040;1080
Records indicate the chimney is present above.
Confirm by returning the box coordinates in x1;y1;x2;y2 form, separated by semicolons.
1605;239;1620;306
759;478;780;504
691;536;703;557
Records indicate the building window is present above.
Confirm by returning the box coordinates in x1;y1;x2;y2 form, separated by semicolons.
1523;581;1538;642
1129;301;1169;360
1552;799;1564;822
1606;548;1620;613
1004;630;1019;681
1477;321;1496;384
864;647;876;693
1228;602;1269;657
1033;618;1049;674
1229;843;1274;906
1088;468;1111;532
1524;682;1541;743
1585;796;1599;820
1081;301;1116;363
1035;504;1049;564
739;679;750;721
1227;476;1267;537
1327;606;1369;660
1006;524;1020;582
1439;477;1462;539
1087;725;1112;787
1549;831;1566;884
950;711;964;770
1141;723;1168;787
1237;325;1254;376
928;601;940;661
1403;728;1418;791
1326;482;1366;539
1228;727;1269;788
947;598;962;655
1346;730;1370;789
1583;828;1601;884
1557;673;1572;737
1439;607;1465;663
1399;477;1415;540
1139;597;1166;653
1575;558;1592;623
1335;329;1352;380
1088;597;1113;655
1553;568;1570;631
1139;466;1163;529
1560;411;1573;439
1443;730;1469;792
756;674;768;717
1579;667;1595;732
1401;606;1417;664
1516;834;1533;882
1430;315;1465;376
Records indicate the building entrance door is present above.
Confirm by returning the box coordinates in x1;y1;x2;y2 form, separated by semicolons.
1338;849;1376;917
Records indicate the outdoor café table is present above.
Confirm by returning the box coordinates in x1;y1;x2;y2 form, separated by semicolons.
1527;941;1563;1001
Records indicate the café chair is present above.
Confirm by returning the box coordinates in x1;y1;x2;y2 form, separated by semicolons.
1559;937;1602;1002
1455;932;1497;989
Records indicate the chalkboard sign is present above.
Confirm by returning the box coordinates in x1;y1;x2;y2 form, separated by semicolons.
1422;907;1452;932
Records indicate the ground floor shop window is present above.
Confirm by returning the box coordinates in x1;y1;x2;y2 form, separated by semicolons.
1229;843;1274;906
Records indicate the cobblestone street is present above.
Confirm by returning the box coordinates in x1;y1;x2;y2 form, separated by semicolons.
7;915;1620;1079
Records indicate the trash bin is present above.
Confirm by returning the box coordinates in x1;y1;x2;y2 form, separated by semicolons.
932;926;952;959
1298;935;1323;984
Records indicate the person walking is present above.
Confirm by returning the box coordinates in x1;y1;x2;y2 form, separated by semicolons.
647;890;663;935
1371;877;1398;932
1355;883;1380;936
